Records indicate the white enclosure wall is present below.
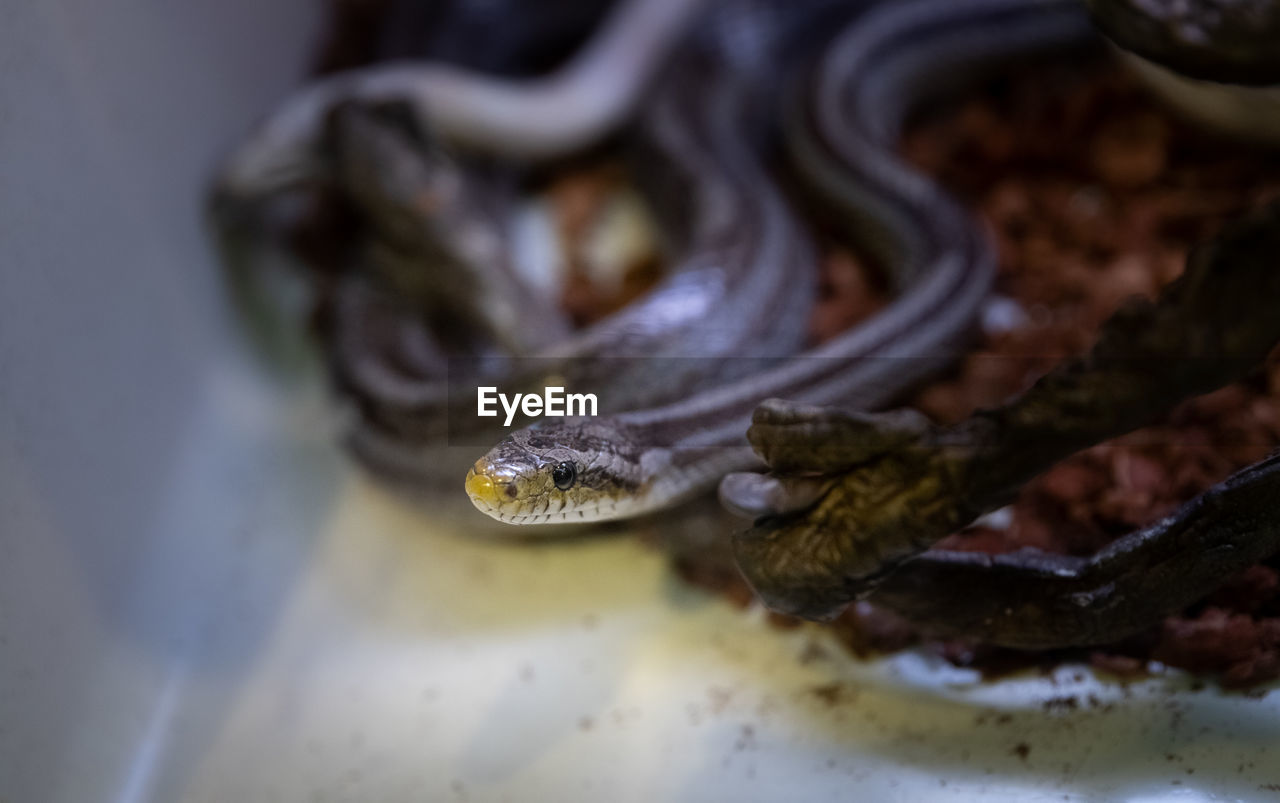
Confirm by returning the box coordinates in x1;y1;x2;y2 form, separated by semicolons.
0;1;324;799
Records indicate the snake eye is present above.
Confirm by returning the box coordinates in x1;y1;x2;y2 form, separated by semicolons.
552;461;577;491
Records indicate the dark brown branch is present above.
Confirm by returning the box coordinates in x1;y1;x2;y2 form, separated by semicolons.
733;199;1280;622
869;451;1280;648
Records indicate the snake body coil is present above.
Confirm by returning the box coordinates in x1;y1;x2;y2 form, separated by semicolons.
218;0;1098;527
467;0;1098;525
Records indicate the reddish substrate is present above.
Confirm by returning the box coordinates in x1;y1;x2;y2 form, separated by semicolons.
792;60;1280;688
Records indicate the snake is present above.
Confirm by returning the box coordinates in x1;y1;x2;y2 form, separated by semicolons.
1083;0;1280;86
223;0;851;530
213;0;712;369
336;52;820;442
322;102;573;358
215;0;834;523
216;0;713;193
464;0;1113;525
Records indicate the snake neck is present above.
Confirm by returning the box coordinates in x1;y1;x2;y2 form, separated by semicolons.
597;0;1100;509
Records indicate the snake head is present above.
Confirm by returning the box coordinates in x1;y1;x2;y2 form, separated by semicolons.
465;417;653;525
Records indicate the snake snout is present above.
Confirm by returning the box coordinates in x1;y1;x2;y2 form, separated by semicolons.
465;458;521;519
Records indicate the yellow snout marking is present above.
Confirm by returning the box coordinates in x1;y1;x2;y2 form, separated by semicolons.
465;468;498;505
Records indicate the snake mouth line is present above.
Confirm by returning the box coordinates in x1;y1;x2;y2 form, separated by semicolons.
465;466;625;524
475;508;594;525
